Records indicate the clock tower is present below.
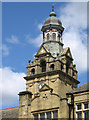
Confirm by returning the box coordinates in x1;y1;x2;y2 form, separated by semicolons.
18;8;79;119
41;10;64;57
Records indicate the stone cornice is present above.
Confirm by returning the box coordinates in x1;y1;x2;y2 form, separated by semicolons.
31;107;59;113
24;69;80;84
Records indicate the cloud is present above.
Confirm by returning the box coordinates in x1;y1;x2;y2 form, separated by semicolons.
58;3;87;30
25;23;43;47
56;2;87;74
6;35;19;44
26;34;43;47
1;44;9;56
1;35;20;57
63;31;87;73
0;67;26;108
37;23;43;30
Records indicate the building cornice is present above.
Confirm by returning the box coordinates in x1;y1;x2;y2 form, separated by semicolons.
24;69;80;84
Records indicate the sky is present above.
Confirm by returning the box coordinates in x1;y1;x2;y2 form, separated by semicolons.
0;2;87;109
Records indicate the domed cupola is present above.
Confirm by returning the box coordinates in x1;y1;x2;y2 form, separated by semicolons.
41;10;64;43
41;8;64;57
44;11;62;26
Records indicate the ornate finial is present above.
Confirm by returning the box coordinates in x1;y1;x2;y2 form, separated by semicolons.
28;59;31;63
28;59;31;66
49;3;56;17
52;4;54;12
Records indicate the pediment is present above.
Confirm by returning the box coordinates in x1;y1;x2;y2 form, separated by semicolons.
39;84;53;92
66;48;73;59
35;44;50;56
61;47;73;59
66;50;72;58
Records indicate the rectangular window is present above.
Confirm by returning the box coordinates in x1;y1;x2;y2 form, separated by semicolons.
84;102;89;109
53;110;58;119
34;114;38;120
84;111;89;120
77;103;82;110
77;112;82;120
40;113;45;120
46;112;51;119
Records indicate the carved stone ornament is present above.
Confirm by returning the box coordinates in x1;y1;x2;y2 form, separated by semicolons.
50;78;57;82
29;83;34;87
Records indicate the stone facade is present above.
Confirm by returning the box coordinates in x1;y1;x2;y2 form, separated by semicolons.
18;9;80;119
67;82;89;119
74;91;89;118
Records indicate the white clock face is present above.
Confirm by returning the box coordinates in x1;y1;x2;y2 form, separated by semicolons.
38;83;44;90
41;49;44;53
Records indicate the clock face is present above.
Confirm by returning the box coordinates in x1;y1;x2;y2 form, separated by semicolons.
38;82;44;90
41;49;44;53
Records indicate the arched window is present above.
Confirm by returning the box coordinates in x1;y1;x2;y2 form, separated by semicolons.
61;64;63;71
66;62;70;73
58;34;61;40
50;64;54;70
31;68;35;74
47;33;50;41
40;59;46;72
52;33;56;41
72;71;75;76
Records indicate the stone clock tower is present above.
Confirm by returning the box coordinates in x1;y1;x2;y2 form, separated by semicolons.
18;9;79;119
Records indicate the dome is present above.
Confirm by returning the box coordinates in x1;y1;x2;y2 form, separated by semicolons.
44;11;62;26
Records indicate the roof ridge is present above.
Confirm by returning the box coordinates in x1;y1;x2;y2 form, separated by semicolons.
78;81;89;88
71;82;89;94
0;106;19;111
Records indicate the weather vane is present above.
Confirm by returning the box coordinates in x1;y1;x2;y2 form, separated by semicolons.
52;4;54;12
52;1;56;12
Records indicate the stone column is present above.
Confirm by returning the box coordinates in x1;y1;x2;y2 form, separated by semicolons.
73;71;77;80
55;60;61;70
46;56;50;71
63;63;66;73
62;57;66;73
27;59;31;76
35;58;41;74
